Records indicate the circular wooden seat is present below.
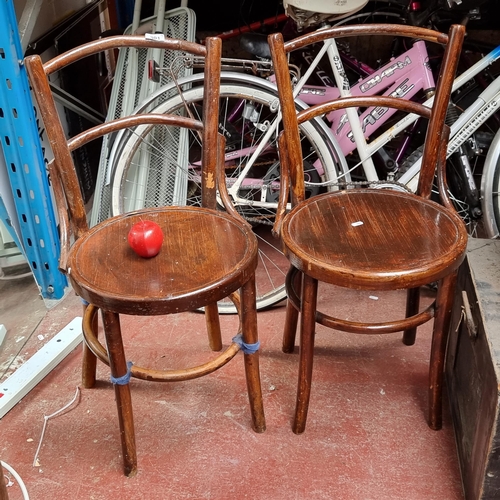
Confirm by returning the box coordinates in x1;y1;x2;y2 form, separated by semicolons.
281;189;468;290
68;206;258;315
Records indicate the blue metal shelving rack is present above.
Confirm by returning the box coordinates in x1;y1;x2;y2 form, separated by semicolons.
0;0;67;299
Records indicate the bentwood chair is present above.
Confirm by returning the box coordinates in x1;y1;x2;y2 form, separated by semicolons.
268;24;467;433
25;35;265;476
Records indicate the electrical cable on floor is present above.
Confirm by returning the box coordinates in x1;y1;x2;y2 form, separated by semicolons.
1;460;30;500
32;386;81;468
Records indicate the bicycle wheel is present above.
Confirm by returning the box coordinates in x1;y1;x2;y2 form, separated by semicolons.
399;72;500;237
109;73;349;313
400;145;484;236
445;73;500;237
481;127;500;238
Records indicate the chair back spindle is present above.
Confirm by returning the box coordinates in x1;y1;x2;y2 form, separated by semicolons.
25;36;222;241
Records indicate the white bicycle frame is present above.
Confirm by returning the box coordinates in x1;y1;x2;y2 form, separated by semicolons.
290;36;500;193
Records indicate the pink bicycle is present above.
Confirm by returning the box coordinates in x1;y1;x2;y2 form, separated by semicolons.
106;0;500;311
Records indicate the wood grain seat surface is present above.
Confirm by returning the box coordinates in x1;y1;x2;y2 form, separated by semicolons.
282;190;468;289
69;207;258;314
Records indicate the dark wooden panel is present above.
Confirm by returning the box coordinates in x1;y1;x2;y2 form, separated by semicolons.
447;239;500;499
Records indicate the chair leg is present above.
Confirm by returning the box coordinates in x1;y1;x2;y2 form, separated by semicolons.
205;302;223;351
283;301;299;353
428;272;457;430
240;276;266;433
82;303;97;388
293;273;318;434
101;310;137;477
283;267;301;353
403;287;420;346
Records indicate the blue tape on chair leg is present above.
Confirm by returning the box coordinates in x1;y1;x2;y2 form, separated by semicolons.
81;298;89;306
110;361;134;385
232;334;260;354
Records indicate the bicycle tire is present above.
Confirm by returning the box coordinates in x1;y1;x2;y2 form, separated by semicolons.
481;127;500;238
108;74;349;313
400;145;483;236
399;72;500;237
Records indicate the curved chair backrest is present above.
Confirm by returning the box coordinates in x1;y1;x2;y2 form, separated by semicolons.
268;24;465;206
272;95;454;236
24;36;222;242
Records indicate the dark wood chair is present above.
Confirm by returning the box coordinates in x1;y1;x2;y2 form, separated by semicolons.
24;35;265;477
268;24;467;434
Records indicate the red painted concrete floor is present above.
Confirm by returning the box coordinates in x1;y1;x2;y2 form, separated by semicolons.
0;278;464;499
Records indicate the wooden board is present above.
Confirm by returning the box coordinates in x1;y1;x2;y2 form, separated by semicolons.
0;317;82;419
447;238;500;500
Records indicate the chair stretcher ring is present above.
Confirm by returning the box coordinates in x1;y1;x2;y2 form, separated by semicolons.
286;266;436;334
82;298;247;383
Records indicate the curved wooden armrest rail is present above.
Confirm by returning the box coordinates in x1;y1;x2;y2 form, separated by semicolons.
42;35;205;75
294;96;452;202
282;24;449;53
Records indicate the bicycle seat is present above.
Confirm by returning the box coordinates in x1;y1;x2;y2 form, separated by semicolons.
240;33;271;59
284;0;369;29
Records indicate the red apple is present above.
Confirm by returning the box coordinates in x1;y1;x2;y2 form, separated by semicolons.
127;220;164;258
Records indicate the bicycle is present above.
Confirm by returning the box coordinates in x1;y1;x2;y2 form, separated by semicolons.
102;0;500;312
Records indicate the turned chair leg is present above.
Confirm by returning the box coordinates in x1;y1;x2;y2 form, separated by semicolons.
428;272;457;430
82;302;97;388
240;276;266;433
403;287;420;346
293;273;318;435
283;302;299;353
205;302;223;351
101;310;137;477
282;267;302;353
